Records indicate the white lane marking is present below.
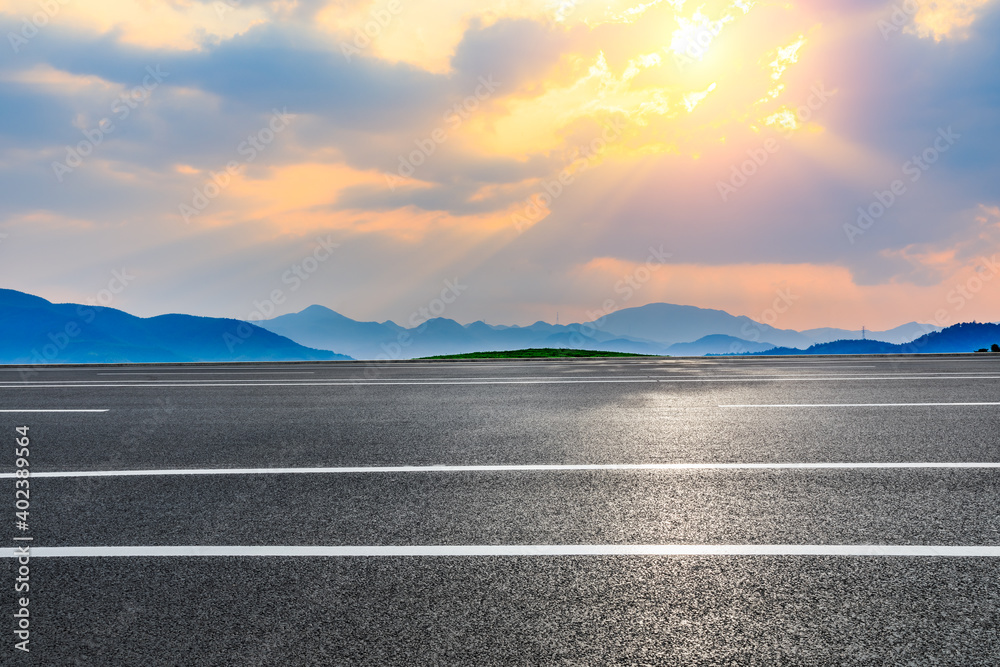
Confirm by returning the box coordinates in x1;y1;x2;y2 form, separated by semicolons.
0;380;662;388
729;363;879;367
27;375;661;383
97;372;316;376
2;362;646;371
17;369;1000;386
5;544;999;558
0;361;665;372
0;409;109;413
12;371;997;385
721;403;1000;408
4;462;999;479
4;373;995;387
1;358;996;373
6;375;1000;388
744;355;1000;365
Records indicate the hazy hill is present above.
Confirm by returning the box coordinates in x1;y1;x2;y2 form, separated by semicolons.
666;334;777;356
799;322;941;345
582;303;814;348
741;339;905;356
3;288;958;362
258;302;949;360
0;289;350;364
259;305;668;359
745;322;1000;356
899;322;1000;354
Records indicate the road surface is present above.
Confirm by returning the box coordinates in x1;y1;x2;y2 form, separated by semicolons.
2;355;1000;664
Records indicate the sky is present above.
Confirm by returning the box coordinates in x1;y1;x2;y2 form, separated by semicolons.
1;0;999;331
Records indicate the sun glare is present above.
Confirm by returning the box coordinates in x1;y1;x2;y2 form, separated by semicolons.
768;35;807;82
669;11;729;63
450;1;814;161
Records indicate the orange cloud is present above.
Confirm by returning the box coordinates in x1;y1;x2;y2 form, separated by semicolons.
908;0;994;41
178;157;524;243
565;257;1000;331
319;0;547;72
0;0;269;50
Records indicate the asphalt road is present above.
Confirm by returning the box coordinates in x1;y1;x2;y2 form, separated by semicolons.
2;355;1000;664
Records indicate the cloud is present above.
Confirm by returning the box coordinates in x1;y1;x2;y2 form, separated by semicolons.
450;18;575;94
2;0;1000;332
908;0;995;41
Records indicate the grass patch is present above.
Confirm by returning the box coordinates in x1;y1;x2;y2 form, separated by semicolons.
418;348;657;360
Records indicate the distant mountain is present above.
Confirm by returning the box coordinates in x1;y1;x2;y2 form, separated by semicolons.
582;303;815;348
0;289;350;364
2;288;961;362
739;340;905;356
258;302;950;360
259;305;670;359
743;322;1000;356
261;305;402;359
900;322;1000;354
666;334;777;356
800;322;941;345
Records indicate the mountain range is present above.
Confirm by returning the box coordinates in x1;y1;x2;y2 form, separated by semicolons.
0;289;348;364
3;288;989;364
257;302;941;359
734;322;1000;357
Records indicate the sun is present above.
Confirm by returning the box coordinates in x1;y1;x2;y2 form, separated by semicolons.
669;11;729;65
473;0;816;161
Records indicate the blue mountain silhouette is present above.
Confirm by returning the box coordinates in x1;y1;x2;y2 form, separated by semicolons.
4;288;975;362
737;322;1000;356
0;289;350;363
259;303;941;359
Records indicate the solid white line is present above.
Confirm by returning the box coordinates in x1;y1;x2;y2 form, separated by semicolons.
4;380;660;388
0;362;647;371
721;403;1000;408
15;371;999;384
15;372;999;386
0;359;995;373
717;359;1000;366
6;375;1000;389
31;375;662;383
0;409;109;413
5;544;999;558
4;462;999;479
97;372;316;376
